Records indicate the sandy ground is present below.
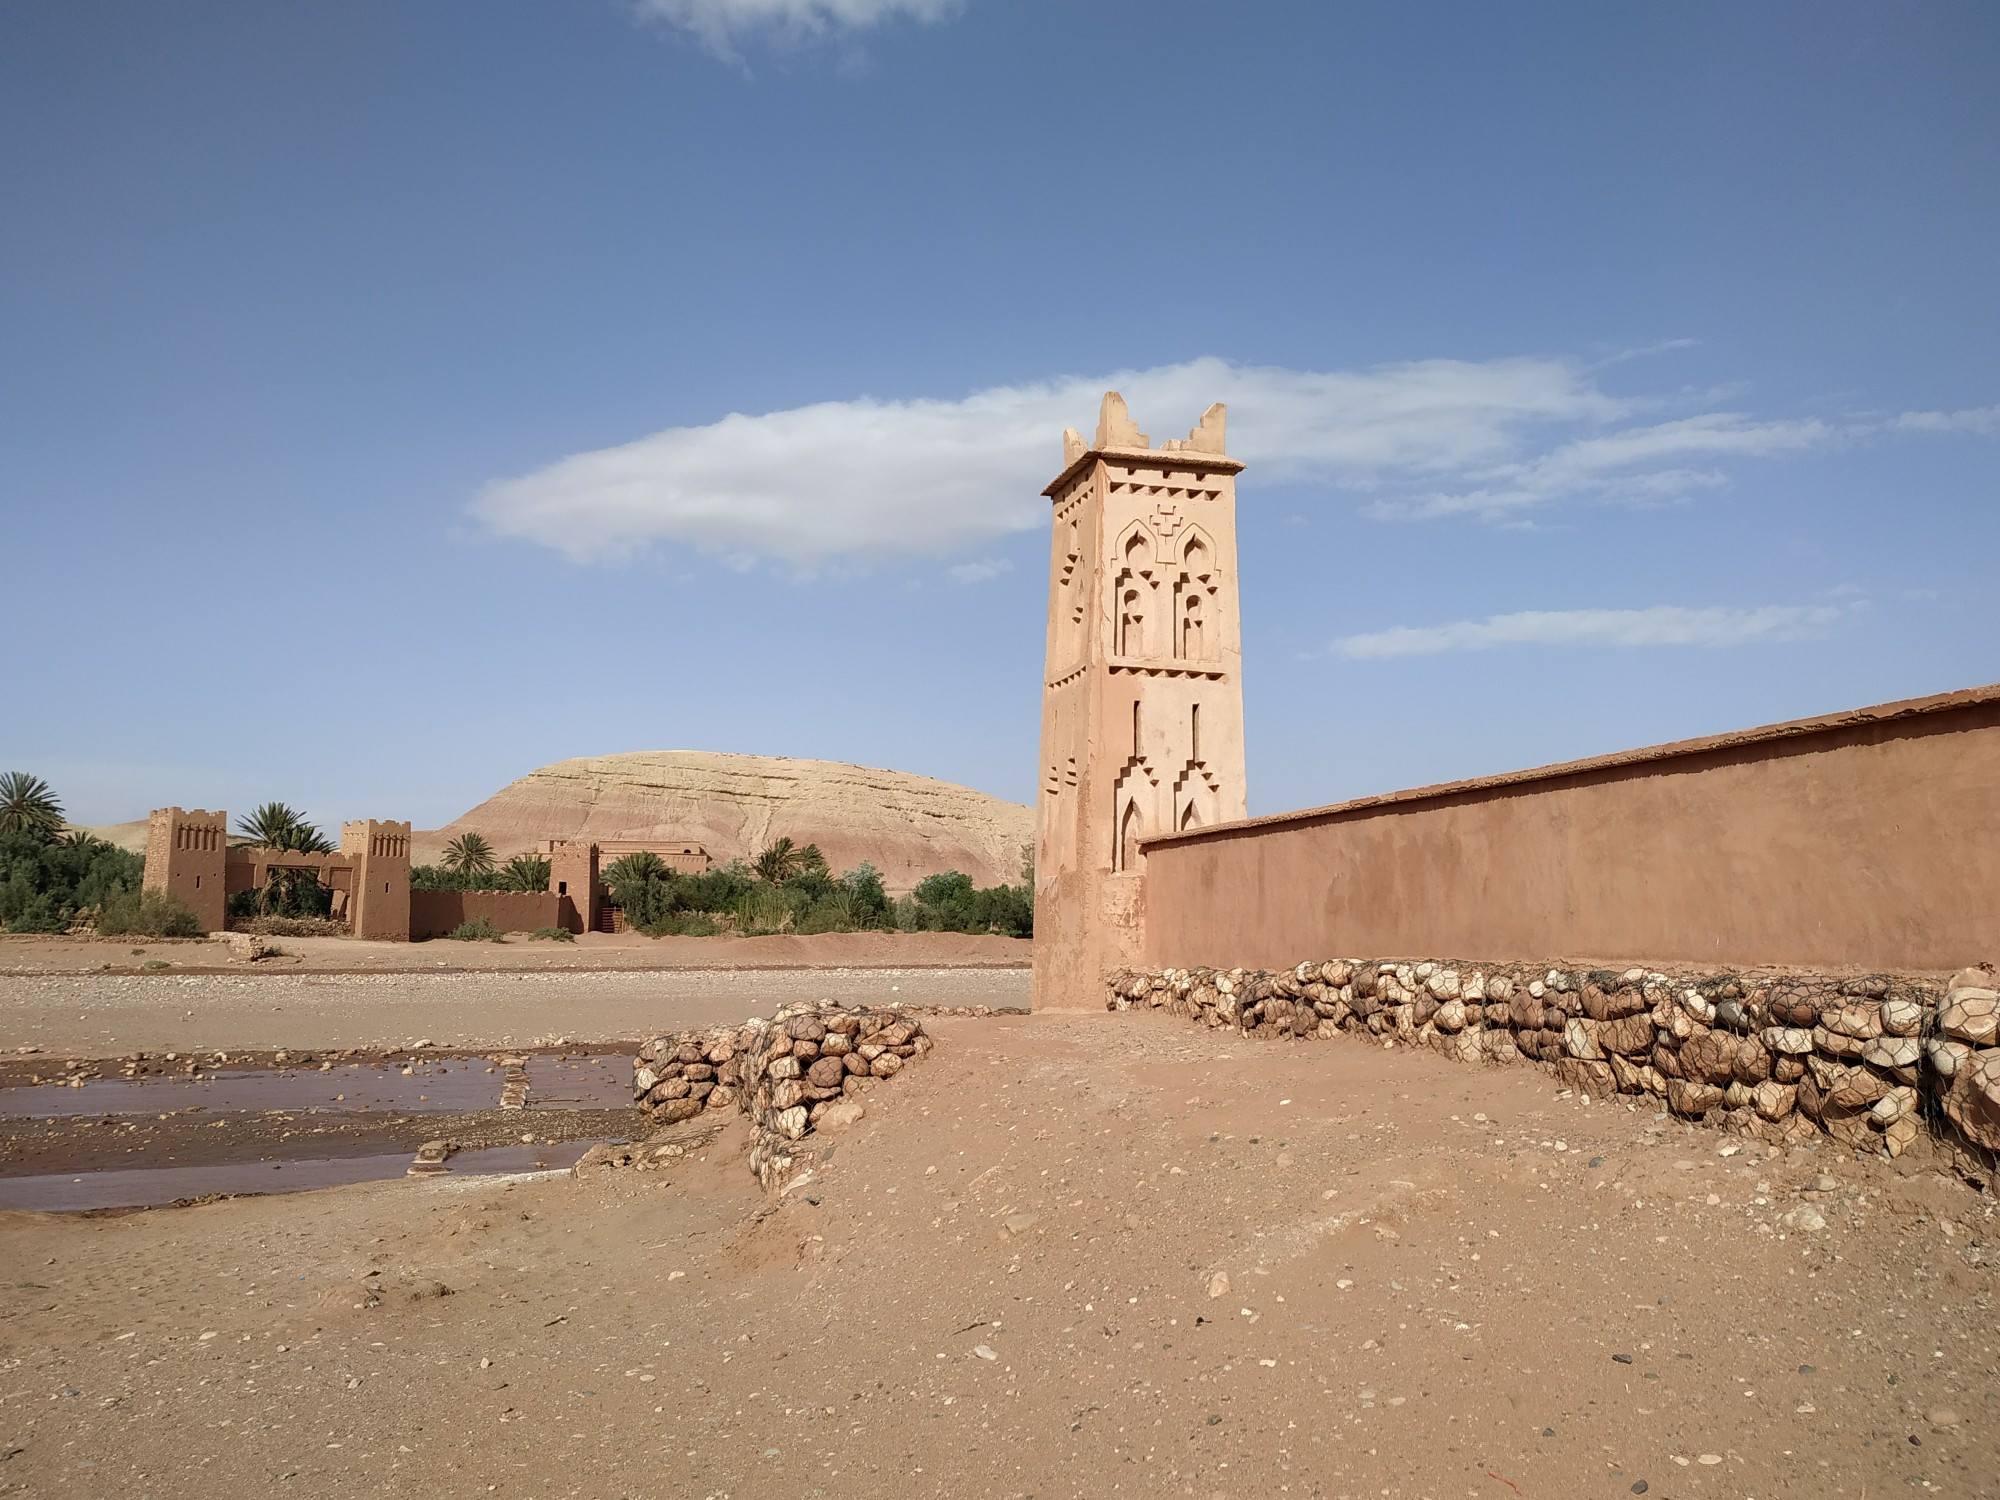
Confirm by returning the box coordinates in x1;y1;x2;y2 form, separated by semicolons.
2;1008;1994;1499
0;930;1032;977
0;966;1030;1056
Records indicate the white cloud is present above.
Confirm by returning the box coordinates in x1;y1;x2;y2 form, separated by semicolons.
1891;404;2000;435
1335;604;1849;660
1368;412;1836;522
630;0;959;54
472;354;1628;566
947;557;1012;584
470;355;1995;568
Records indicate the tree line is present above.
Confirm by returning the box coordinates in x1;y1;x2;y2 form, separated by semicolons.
597;836;1033;939
0;772;1035;942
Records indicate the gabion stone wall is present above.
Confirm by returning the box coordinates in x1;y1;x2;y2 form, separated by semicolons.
1106;960;2000;1163
634;1003;934;1187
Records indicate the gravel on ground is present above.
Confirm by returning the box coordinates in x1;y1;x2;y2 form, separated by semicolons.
1;1009;1993;1499
0;966;1029;1056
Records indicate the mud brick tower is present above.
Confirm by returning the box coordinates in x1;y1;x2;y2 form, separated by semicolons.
143;807;229;933
340;819;412;941
1032;393;1248;1009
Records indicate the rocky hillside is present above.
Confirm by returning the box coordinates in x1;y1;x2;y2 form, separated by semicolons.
419;752;1033;893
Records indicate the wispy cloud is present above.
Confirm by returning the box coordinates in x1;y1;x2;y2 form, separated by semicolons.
1335;604;1851;659
470;355;1995;568
1368;412;1836;522
1890;404;2000;435
947;557;1011;584
630;0;960;56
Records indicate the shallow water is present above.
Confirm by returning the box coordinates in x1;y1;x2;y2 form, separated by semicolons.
0;1053;631;1119
0;1138;600;1213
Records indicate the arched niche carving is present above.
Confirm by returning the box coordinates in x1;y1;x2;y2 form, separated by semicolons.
1172;525;1220;663
1111;520;1159;660
1117;797;1144;872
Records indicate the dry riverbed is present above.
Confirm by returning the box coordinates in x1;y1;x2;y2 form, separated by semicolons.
2;1008;1994;1499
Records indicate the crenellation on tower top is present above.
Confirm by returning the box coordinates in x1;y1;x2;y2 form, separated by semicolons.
1093;391;1149;451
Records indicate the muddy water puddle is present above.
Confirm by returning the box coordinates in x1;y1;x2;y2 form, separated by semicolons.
0;1052;630;1119
1;1053;635;1213
0;1139;597;1213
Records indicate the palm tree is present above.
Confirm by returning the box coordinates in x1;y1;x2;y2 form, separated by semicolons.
233;801;333;917
754;837;803;884
236;802;332;853
601;851;674;930
0;772;65;841
442;832;497;879
755;837;828;886
496;854;552;892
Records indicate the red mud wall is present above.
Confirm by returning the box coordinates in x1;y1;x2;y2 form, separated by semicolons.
408;890;562;941
1140;686;2000;974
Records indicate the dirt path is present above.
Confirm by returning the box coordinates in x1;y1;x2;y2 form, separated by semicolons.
0;929;1031;977
1;1010;1992;1499
0;966;1029;1056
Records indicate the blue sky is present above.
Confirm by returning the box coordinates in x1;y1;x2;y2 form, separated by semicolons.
2;0;1995;833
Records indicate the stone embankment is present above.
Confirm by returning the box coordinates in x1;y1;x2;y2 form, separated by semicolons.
634;1004;940;1186
1108;960;2000;1165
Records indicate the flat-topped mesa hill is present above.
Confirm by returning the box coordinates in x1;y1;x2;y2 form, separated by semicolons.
418;752;1033;893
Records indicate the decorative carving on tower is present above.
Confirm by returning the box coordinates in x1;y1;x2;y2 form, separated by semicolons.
1032;393;1248;1010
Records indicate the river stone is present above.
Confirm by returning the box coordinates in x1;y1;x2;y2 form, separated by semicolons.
1825;1065;1890;1110
771;1079;808;1111
1940;990;1999;1046
807;1056;847;1088
1600;1014;1656;1057
1925;1037;1971;1079
1879;999;1923;1038
1564;1018;1604;1060
1680;1031;1737;1085
1753;1080;1797;1120
1763;1026;1816;1055
1943;1050;2000;1150
1668;1079;1724;1117
1862;1035;1920;1071
1821;1002;1884;1040
1869;1085;1917;1124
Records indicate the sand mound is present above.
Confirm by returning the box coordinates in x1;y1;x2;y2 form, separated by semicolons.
420;751;1032;891
72;820;150;854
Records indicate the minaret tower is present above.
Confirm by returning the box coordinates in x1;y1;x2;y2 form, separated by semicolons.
1032;392;1248;1009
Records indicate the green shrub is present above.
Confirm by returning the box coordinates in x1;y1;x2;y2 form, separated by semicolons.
98;888;204;938
445;916;503;942
896;869;1033;938
654;911;721;936
497;855;553;893
0;826;145;932
733;884;796;935
529;925;576;942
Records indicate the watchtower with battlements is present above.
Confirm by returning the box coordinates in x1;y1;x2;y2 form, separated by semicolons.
340;819;412;941
1032;393;1248;1009
143;807;230;933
